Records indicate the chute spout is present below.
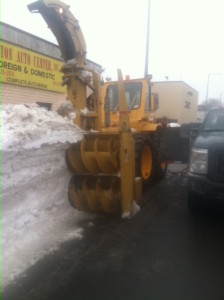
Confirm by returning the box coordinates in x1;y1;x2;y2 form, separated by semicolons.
28;0;86;64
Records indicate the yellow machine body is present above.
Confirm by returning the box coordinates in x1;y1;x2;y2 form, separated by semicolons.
102;78;159;133
28;0;164;217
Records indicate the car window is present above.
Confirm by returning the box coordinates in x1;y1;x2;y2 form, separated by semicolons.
203;109;224;131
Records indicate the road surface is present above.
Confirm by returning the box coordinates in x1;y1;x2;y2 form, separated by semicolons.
2;165;224;300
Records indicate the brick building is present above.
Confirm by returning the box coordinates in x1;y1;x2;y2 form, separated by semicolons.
0;22;102;111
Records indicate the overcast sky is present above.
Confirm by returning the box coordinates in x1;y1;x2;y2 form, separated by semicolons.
1;0;224;103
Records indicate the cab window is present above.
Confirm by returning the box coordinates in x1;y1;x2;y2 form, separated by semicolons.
105;82;142;111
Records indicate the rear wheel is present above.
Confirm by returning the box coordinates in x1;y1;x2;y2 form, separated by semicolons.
152;132;167;180
134;135;155;187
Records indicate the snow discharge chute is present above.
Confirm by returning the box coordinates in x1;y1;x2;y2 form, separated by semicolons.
28;0;86;64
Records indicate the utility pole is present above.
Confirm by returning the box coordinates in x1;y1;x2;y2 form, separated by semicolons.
205;72;222;117
144;0;150;78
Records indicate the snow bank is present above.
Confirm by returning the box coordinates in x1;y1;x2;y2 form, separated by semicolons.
1;103;83;151
1;104;94;290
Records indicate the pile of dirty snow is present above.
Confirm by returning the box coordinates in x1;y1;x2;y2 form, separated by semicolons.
1;103;82;151
1;104;94;290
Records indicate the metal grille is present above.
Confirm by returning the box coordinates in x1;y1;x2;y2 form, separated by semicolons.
210;149;224;182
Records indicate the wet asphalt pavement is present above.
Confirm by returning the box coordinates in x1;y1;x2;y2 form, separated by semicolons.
2;166;224;300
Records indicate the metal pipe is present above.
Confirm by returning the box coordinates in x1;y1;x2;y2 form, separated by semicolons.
144;0;150;78
205;72;222;117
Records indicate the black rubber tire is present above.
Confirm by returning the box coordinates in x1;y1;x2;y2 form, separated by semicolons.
134;135;156;187
151;132;167;180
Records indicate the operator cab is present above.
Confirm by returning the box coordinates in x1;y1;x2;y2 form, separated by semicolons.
106;81;143;111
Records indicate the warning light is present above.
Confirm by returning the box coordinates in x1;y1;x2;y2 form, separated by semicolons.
59;7;63;14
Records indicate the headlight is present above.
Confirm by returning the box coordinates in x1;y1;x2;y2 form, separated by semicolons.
190;148;208;174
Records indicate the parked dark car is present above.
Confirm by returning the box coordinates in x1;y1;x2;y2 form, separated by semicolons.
188;108;224;212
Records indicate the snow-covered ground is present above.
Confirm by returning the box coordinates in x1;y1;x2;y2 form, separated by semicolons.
1;104;95;290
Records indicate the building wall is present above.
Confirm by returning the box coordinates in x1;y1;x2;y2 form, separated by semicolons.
1;22;103;72
1;82;66;111
152;81;198;124
1;22;61;60
0;22;102;111
1;23;198;120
